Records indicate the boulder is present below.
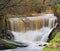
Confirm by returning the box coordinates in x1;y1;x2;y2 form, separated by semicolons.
0;29;14;41
5;30;14;40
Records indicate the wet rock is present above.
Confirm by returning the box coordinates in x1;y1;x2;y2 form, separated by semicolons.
5;30;14;40
0;29;14;41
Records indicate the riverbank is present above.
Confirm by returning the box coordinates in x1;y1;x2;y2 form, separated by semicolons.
43;33;60;51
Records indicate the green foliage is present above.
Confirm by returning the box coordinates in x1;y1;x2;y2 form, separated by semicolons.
55;4;60;10
43;33;60;51
0;38;28;49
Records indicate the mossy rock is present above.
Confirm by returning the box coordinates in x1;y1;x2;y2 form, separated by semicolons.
43;33;60;51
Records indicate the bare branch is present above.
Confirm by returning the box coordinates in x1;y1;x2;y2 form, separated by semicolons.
0;0;24;11
0;0;11;10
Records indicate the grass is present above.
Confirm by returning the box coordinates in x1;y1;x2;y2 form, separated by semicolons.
43;33;60;51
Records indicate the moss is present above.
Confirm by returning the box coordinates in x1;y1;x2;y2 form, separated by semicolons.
43;33;60;51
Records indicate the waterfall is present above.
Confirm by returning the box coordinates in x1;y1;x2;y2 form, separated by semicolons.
7;15;57;32
6;14;57;45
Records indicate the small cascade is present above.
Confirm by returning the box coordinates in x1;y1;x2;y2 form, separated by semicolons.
6;15;57;32
6;14;57;46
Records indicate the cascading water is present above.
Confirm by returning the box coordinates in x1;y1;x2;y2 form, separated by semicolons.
6;14;57;51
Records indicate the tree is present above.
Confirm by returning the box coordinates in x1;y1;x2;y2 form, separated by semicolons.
0;0;24;16
0;0;24;30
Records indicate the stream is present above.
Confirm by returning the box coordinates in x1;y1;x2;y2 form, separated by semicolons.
2;14;57;51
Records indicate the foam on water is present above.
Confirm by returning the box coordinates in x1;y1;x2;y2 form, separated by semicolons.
5;14;57;51
12;27;50;45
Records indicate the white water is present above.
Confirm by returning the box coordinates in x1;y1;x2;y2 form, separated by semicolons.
5;14;57;51
10;14;57;45
3;25;57;51
12;27;50;44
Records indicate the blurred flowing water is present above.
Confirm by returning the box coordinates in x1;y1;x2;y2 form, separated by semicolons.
5;14;57;51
